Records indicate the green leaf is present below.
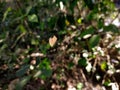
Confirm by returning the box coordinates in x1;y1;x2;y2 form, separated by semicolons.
15;76;31;90
33;69;52;80
100;61;107;71
98;18;104;29
28;14;38;22
77;83;83;90
58;30;67;35
40;68;52;80
78;58;87;67
40;22;45;30
48;17;57;28
26;6;32;15
103;24;119;33
2;7;12;22
33;58;52;80
39;59;52;79
86;10;97;21
16;65;30;77
23;58;30;64
68;62;74;69
57;14;66;29
39;58;51;69
103;79;111;86
77;18;82;24
31;39;39;45
0;44;7;52
80;26;95;38
19;24;27;33
39;44;50;54
69;0;78;12
83;0;94;10
88;35;100;49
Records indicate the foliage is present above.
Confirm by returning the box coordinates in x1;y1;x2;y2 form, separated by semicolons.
0;0;120;89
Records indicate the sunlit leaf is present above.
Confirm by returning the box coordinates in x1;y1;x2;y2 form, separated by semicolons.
77;83;83;90
28;14;38;22
26;6;32;15
77;18;82;24
101;61;107;71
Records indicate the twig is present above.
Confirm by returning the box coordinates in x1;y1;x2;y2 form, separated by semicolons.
14;0;22;9
11;32;26;49
80;69;93;89
110;11;120;24
80;69;87;82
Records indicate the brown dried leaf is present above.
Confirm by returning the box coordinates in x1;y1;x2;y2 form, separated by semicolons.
8;79;19;90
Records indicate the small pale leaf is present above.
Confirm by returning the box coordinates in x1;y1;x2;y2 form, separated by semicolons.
49;35;57;47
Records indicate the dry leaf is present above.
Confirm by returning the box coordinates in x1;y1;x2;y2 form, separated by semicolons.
8;79;19;90
49;35;57;47
30;52;45;57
